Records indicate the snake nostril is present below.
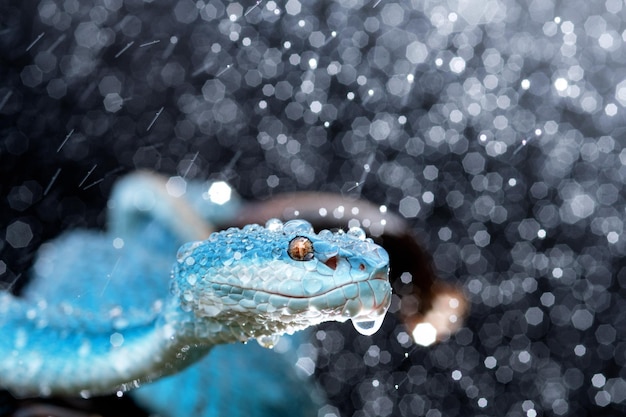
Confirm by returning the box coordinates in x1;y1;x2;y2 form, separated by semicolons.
359;263;365;271
324;256;338;270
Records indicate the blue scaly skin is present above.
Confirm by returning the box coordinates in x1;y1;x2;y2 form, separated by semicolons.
0;172;392;416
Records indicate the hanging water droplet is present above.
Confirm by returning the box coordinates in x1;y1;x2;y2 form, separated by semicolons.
351;314;385;336
257;334;280;348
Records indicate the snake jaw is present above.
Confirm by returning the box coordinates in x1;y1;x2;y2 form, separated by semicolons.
249;265;391;337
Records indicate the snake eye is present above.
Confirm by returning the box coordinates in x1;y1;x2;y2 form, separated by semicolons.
288;236;314;261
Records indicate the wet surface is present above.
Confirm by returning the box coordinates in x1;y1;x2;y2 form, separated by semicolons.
1;0;626;416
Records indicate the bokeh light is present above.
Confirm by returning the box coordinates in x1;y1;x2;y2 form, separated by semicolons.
2;0;626;416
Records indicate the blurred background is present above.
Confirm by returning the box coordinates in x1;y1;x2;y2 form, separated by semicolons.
1;0;626;415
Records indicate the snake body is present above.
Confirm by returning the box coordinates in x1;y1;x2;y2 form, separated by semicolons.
0;172;392;415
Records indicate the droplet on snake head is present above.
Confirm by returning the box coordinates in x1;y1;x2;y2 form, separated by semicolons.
347;226;367;241
303;278;323;294
176;241;202;262
283;219;314;235
351;315;385;336
319;229;333;239
265;218;284;232
303;260;318;271
256;334;281;349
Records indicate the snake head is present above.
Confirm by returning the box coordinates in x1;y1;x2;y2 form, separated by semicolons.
171;219;392;342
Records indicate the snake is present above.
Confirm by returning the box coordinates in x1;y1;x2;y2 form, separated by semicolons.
0;171;465;417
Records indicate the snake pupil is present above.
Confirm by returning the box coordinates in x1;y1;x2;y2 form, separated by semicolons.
288;236;314;261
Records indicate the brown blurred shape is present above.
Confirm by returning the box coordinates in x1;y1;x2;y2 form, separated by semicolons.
227;192;468;346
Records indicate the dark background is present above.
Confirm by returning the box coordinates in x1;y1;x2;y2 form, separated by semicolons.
2;0;626;416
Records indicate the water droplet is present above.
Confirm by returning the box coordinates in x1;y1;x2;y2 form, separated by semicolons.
283;219;314;235
257;334;280;348
348;226;367;240
265;218;284;232
176;241;202;262
351;314;385;336
186;273;197;285
319;229;333;239
303;278;323;294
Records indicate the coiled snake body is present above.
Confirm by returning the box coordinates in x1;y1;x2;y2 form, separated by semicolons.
0;172;393;416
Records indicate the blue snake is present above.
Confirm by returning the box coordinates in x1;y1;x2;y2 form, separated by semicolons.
0;172;393;416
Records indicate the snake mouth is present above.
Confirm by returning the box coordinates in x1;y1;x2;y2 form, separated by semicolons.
195;261;391;337
259;275;392;336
